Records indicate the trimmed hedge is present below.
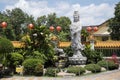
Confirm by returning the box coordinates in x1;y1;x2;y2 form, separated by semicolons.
67;66;86;75
22;58;43;75
0;38;14;53
7;52;24;67
85;64;101;73
97;60;119;70
45;67;59;77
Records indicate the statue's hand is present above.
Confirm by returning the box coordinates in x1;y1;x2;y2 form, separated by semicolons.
70;22;82;33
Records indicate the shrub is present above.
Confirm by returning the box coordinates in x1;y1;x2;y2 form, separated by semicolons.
85;64;101;73
97;60;108;69
35;64;43;76
22;58;43;75
107;61;119;70
83;45;103;64
0;38;14;67
97;60;119;70
45;67;59;77
0;38;14;53
2;68;12;76
7;52;24;67
7;52;24;73
67;66;86;75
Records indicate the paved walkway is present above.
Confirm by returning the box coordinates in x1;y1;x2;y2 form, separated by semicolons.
1;69;120;80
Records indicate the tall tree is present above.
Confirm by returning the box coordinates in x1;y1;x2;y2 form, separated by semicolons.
56;16;71;41
4;8;30;40
36;15;47;26
24;25;55;67
9;8;26;40
22;14;35;35
2;8;35;40
36;13;71;41
46;13;57;27
0;12;15;40
109;2;120;40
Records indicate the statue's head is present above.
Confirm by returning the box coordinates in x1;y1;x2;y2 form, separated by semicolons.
73;11;79;22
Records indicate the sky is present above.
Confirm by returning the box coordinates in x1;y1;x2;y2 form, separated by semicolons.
0;0;119;26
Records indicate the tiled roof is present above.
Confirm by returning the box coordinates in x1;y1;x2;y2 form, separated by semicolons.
95;41;120;48
11;41;120;48
58;41;120;48
11;41;25;48
93;24;110;36
58;42;71;48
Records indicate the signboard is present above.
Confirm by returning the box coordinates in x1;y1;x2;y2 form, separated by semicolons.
16;67;23;73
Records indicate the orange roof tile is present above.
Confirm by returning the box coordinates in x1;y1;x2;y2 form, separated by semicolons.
11;41;120;48
95;41;120;48
11;41;25;48
58;41;120;48
58;42;71;47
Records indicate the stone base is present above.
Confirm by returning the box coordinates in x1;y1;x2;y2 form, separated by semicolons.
69;57;87;65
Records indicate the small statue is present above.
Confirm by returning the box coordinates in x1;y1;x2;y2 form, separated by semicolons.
54;47;66;57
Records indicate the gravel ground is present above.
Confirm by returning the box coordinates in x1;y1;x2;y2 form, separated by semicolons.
1;69;120;80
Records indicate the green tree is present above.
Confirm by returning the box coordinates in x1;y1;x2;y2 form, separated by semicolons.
36;13;71;41
20;14;36;39
4;8;35;40
83;45;103;64
57;16;71;32
24;25;55;67
36;15;47;26
81;29;89;42
56;16;71;41
0;11;15;40
109;2;120;40
46;13;57;27
5;8;26;40
0;38;14;67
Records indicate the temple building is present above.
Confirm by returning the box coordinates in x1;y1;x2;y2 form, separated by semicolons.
11;20;120;57
59;20;120;57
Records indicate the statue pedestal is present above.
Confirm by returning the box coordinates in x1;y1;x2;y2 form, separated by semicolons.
69;56;87;65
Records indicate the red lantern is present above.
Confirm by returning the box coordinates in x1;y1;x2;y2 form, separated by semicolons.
87;27;92;32
28;23;34;29
49;26;54;32
1;22;7;28
93;27;98;31
56;26;61;32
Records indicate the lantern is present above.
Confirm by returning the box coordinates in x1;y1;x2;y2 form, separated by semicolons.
87;27;92;32
56;26;61;32
1;22;7;28
49;26;54;32
28;23;34;29
93;27;98;32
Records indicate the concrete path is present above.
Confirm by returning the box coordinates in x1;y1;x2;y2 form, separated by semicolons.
1;69;120;80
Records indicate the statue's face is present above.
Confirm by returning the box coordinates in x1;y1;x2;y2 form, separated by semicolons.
73;11;79;22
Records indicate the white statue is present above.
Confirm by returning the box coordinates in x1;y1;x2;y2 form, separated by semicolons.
70;11;85;58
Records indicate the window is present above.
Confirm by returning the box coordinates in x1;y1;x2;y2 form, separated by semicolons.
102;36;109;41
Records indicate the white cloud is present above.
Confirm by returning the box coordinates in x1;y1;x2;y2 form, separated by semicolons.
79;3;115;25
4;0;115;26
